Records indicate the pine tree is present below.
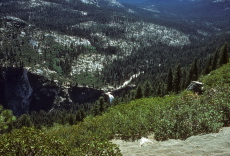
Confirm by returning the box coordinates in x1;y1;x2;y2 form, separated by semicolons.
91;104;99;116
203;55;212;75
185;58;198;87
155;84;161;96
135;85;143;99
76;108;85;122
66;113;75;125
211;51;218;71
166;68;173;93
218;43;229;67
172;64;181;93
143;81;152;97
15;114;33;128
191;58;198;81
180;69;187;90
92;97;106;116
98;97;106;113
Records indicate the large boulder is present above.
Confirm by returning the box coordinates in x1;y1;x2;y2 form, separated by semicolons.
187;81;204;94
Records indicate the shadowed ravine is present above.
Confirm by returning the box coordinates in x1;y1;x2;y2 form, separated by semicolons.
0;67;135;115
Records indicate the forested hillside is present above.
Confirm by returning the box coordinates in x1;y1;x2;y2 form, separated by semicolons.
1;0;229;89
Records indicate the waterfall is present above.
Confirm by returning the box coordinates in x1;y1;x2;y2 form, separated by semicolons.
18;68;33;108
117;72;143;89
105;92;114;103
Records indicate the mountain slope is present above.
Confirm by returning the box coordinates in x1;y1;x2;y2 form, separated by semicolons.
0;0;193;84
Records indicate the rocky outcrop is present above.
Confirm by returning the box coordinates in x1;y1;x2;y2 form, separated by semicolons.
1;16;28;28
69;86;104;105
187;81;204;94
0;67;32;116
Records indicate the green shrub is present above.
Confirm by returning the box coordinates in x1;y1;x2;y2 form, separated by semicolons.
76;137;122;156
0;127;72;156
44;123;121;156
154;91;224;140
0;105;16;134
200;63;230;87
206;84;230;126
13;114;33;129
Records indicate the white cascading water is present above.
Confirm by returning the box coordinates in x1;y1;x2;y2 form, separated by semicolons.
105;92;114;103
117;72;142;89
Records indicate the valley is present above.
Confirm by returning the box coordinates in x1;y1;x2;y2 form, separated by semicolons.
0;0;230;155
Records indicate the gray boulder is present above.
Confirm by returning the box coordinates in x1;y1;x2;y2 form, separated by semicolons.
187;81;204;94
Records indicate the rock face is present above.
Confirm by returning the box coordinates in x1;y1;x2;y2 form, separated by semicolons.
2;16;28;28
0;67;104;116
69;86;104;105
0;67;32;116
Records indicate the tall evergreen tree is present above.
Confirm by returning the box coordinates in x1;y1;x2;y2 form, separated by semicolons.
166;68;173;93
66;113;75;125
143;81;152;97
91;97;107;116
91;103;99;116
98;97;106;113
76;108;85;122
211;51;218;71
172;64;181;93
203;55;212;75
191;58;198;81
181;69;187;90
155;84;162;96
14;114;33;128
135;85;143;99
185;58;198;87
218;43;229;67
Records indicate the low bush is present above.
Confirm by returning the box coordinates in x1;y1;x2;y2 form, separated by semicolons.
76;137;122;156
154;91;224;140
0;106;16;134
44;123;121;156
200;63;230;87
0;127;72;156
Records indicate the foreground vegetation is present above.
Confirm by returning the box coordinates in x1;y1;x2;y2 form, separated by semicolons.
0;62;229;155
